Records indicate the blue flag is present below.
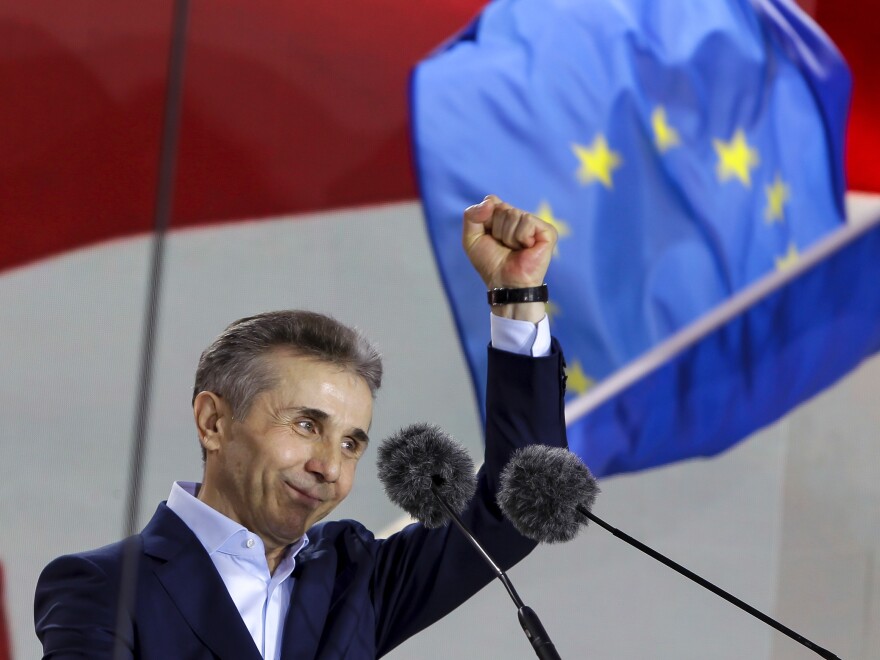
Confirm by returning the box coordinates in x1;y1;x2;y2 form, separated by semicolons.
411;0;854;475
566;215;880;476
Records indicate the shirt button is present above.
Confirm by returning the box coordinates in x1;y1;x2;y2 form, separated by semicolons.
246;538;255;548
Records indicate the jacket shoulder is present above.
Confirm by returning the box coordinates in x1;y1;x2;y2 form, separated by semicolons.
40;535;138;579
307;518;377;548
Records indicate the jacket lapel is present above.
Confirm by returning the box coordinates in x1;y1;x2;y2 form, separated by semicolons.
142;504;263;660
279;542;337;659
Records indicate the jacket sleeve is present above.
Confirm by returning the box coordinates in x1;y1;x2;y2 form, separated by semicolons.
35;551;133;660
372;338;568;656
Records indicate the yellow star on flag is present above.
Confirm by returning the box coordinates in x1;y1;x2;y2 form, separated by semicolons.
565;360;594;395
572;134;622;189
535;201;571;238
544;301;561;323
764;174;790;223
651;106;680;153
775;242;799;271
713;129;759;187
534;201;570;258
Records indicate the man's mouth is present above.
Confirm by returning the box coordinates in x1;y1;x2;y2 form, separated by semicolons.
285;481;324;506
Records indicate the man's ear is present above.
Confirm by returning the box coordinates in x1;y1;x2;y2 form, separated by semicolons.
193;391;229;456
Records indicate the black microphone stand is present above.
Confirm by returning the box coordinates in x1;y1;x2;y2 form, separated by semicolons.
577;504;840;660
432;476;562;660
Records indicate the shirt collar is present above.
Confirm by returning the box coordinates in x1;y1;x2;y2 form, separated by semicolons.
166;481;309;558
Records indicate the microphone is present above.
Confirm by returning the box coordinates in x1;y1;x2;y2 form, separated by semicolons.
377;424;562;660
376;422;476;528
496;443;600;544
497;445;841;660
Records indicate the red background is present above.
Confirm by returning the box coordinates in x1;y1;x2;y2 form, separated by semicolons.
0;1;875;273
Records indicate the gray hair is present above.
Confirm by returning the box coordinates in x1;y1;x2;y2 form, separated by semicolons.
193;310;382;457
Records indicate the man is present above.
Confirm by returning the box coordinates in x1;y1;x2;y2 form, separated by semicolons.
35;196;568;658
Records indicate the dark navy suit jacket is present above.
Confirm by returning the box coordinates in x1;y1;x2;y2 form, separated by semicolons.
35;343;568;659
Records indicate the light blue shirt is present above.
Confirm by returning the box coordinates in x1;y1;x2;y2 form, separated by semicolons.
166;482;308;659
491;312;550;357
166;313;548;658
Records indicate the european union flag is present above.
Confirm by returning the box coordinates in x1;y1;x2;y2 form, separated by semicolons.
412;0;855;476
566;214;880;476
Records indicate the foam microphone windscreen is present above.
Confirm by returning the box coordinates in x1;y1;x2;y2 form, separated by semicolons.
376;422;477;528
498;445;600;543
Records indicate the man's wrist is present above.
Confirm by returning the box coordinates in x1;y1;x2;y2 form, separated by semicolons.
487;284;548;323
487;284;548;307
489;301;546;323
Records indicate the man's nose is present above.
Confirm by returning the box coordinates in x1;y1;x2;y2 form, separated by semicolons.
306;438;342;483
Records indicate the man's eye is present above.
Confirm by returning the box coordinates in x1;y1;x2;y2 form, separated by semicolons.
297;420;316;433
341;439;360;456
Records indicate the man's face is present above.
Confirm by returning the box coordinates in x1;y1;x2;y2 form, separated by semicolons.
208;352;373;548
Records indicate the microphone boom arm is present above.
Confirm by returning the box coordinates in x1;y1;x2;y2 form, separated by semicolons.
577;505;840;660
431;477;563;660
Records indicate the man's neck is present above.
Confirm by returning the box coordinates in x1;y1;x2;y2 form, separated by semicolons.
195;480;298;575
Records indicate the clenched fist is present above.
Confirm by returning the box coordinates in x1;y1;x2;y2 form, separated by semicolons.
463;195;557;322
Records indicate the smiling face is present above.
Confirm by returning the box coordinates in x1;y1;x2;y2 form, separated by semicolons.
195;350;373;554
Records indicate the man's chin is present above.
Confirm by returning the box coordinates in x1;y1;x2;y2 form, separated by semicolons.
304;508;332;530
